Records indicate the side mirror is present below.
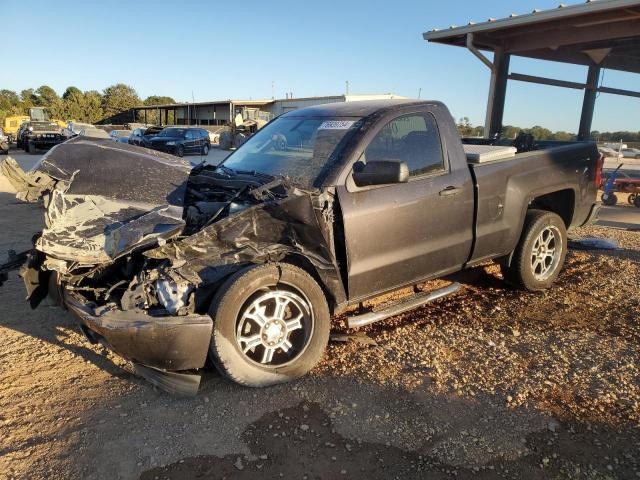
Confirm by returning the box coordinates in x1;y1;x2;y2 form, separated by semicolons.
352;160;409;187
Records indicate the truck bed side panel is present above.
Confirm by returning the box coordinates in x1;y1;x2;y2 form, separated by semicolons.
469;143;599;263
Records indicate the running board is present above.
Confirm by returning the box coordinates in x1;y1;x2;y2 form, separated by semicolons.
347;283;461;329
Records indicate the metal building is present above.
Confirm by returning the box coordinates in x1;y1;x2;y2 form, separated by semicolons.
424;0;640;140
103;94;405;127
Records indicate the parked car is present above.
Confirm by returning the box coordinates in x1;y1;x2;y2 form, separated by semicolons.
109;130;131;143
146;127;211;157
62;122;110;139
0;128;9;154
621;148;640;159
0;100;601;395
598;146;622;158
128;127;147;146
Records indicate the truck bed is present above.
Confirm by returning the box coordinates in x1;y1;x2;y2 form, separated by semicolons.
463;141;600;265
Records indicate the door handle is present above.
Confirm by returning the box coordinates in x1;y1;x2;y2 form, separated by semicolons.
439;186;462;197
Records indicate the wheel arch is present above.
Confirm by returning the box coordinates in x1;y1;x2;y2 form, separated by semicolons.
280;253;347;316
529;188;576;228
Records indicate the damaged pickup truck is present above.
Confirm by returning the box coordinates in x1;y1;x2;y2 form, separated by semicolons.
0;100;602;395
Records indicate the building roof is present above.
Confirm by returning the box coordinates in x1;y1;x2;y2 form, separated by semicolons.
280;99;437;118
424;0;640;74
133;99;272;110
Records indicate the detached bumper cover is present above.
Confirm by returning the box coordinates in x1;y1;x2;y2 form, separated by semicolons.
64;292;213;371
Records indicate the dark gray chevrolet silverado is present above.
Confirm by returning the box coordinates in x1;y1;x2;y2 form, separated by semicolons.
1;100;602;394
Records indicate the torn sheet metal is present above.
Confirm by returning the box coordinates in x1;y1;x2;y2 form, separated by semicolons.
145;188;347;307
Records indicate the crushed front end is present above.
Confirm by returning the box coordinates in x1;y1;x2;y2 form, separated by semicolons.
1;138;344;395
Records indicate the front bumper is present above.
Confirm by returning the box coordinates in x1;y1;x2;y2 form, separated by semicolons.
148;143;176;153
64;291;213;372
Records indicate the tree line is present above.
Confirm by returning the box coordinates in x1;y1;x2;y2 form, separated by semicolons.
0;84;175;125
457;117;640;142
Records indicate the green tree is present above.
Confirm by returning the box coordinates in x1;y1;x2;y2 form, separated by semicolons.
102;83;141;118
62;86;83;101
83;90;104;123
144;95;175;106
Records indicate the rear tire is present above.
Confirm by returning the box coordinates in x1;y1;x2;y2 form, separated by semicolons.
601;192;618;206
28;142;36;155
634;195;640;209
208;263;330;387
501;210;567;292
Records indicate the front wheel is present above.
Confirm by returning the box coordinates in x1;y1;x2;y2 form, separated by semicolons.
634;195;640;209
208;263;330;387
175;145;185;157
202;143;209;156
28;142;37;155
501;210;567;291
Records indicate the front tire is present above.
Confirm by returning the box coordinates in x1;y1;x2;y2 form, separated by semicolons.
28;142;36;155
175;145;185;157
501;210;567;291
208;263;330;387
634;195;640;209
202;143;209;156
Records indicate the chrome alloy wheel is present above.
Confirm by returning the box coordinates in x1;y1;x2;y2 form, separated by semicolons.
531;226;562;281
235;289;313;366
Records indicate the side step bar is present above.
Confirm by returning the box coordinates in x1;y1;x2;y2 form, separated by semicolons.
347;283;460;329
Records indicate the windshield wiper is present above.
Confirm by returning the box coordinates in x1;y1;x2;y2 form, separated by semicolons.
215;165;236;176
233;169;274;180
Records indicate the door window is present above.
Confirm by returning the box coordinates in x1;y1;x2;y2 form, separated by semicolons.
185;130;194;139
364;113;445;177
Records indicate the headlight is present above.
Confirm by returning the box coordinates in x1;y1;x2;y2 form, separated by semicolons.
166;141;175;146
28;126;34;132
155;278;193;314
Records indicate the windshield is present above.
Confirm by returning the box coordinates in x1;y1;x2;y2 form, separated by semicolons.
158;128;186;138
222;116;361;187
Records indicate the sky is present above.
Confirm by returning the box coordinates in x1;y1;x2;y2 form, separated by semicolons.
3;0;638;133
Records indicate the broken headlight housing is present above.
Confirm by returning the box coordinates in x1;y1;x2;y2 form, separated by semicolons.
155;277;193;315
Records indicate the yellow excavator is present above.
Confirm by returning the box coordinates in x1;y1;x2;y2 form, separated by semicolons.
2;115;30;143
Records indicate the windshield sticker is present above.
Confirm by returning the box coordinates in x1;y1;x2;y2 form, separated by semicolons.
318;120;355;130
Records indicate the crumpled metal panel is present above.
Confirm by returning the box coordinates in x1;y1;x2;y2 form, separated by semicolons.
146;192;347;306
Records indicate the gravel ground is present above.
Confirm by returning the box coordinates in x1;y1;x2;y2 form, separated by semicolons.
0;159;639;479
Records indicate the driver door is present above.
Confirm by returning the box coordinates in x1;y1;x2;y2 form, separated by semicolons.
336;110;474;301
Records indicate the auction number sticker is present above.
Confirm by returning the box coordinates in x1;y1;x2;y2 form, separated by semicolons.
318;120;355;130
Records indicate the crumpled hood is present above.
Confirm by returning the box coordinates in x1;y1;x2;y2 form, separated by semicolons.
1;137;191;270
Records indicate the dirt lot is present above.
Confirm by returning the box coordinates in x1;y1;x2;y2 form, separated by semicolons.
1;152;639;479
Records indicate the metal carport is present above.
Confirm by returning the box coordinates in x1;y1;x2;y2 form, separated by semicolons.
424;0;640;140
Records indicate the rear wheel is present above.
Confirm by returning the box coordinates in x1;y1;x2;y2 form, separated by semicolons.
601;192;618;206
208;263;330;387
628;193;637;205
634;195;640;209
501;210;567;291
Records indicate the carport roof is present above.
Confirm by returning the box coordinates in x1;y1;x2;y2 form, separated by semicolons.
423;0;640;74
